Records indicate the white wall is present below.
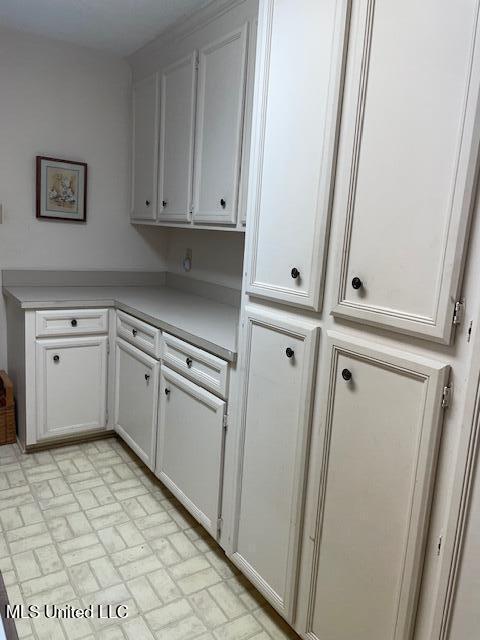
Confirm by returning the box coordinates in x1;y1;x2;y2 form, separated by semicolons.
167;228;245;290
0;26;169;368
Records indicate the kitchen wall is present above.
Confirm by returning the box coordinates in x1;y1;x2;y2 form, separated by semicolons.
0;26;169;369
167;229;245;290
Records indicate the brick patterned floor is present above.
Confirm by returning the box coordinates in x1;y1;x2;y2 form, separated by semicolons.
0;438;299;640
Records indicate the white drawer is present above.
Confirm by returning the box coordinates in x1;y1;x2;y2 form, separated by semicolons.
116;310;161;358
161;332;229;399
36;309;109;337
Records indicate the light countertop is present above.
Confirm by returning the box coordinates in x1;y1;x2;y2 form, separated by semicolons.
3;285;240;362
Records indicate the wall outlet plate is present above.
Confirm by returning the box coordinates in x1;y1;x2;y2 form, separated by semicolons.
182;248;192;272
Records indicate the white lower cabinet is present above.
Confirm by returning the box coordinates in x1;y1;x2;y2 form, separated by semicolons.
231;308;319;621
114;338;159;470
299;333;449;640
36;336;108;440
156;366;226;538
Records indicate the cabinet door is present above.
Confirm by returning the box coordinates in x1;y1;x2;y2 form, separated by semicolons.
332;0;480;343
245;0;348;310
158;53;197;222
36;336;108;440
156;366;226;538
302;333;449;640
192;24;248;225
131;74;159;221
114;338;159;470
231;308;319;621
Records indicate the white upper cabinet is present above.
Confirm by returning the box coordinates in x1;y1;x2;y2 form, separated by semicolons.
158;53;197;223
231;307;319;621
192;24;248;225
245;0;348;311
301;333;449;640
332;0;480;343
131;74;159;221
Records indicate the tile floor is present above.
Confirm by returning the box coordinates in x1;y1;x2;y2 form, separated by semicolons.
0;438;299;640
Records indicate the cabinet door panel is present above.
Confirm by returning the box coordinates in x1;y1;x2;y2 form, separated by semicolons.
156;366;226;538
193;24;248;224
158;53;197;222
131;74;159;220
246;0;348;310
333;0;480;342
304;333;449;640
231;308;319;621
114;338;159;470
36;336;108;440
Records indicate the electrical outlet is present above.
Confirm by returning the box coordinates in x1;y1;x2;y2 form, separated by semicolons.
182;248;192;272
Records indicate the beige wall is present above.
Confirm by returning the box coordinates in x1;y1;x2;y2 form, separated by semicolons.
0;27;169;368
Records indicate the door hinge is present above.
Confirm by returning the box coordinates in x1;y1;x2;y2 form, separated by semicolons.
437;535;443;556
194;52;199;70
107;341;110;355
453;300;465;326
442;385;452;409
216;517;223;536
223;414;228;430
105;409;109;424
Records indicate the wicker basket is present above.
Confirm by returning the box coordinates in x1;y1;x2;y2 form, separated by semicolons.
0;370;16;445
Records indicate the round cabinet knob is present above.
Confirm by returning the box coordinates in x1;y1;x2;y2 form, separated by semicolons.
220;198;226;209
71;319;77;327
342;368;352;381
132;329;137;337
351;276;363;290
162;200;167;208
186;357;193;368
291;267;300;279
164;388;170;396
286;347;295;359
145;374;150;382
145;200;151;207
53;355;60;363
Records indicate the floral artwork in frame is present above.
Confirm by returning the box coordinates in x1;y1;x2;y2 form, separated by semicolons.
36;156;87;221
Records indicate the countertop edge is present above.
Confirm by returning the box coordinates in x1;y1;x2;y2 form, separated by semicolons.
3;287;237;363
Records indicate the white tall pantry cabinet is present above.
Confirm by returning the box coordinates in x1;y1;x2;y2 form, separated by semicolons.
232;1;480;639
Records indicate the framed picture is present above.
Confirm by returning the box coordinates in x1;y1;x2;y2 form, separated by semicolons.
36;156;87;221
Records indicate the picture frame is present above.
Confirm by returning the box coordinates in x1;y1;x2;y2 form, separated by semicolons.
36;155;87;222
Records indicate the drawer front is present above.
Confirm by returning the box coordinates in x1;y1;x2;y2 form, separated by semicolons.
116;310;161;358
162;332;229;398
36;309;109;337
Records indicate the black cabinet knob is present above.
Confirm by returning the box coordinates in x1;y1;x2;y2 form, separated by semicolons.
186;357;193;368
291;267;300;279
71;319;77;327
342;368;352;381
145;200;151;207
164;388;170;396
351;276;363;290
162;200;167;208
132;329;137;337
145;374;150;382
53;355;60;363
220;198;226;209
286;347;295;359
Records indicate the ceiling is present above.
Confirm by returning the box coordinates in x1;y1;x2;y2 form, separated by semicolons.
0;0;211;57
